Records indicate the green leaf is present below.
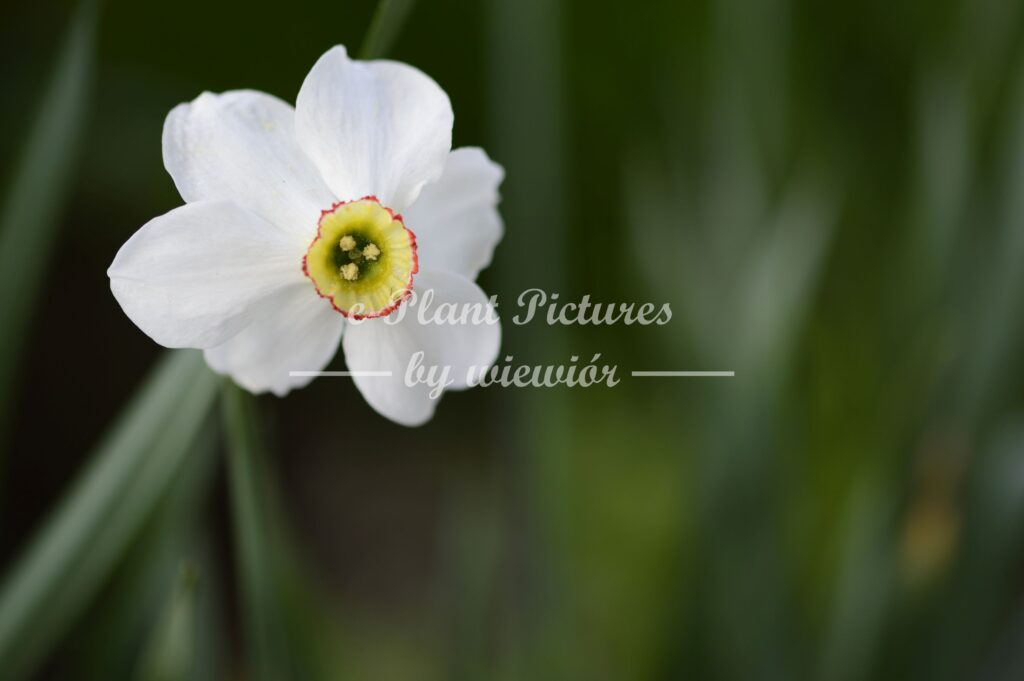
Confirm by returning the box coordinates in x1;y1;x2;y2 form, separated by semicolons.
359;0;417;59
134;562;201;681
817;473;897;681
0;350;219;681
222;381;353;681
222;382;287;681
0;0;100;445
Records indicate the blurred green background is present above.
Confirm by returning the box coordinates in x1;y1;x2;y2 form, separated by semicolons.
2;0;1024;679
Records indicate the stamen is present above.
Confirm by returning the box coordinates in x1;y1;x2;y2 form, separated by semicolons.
340;263;360;281
304;196;417;318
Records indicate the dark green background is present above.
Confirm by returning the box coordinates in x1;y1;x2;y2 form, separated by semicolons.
2;0;1024;679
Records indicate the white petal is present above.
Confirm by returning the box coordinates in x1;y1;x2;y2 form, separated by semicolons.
204;283;344;396
295;45;453;211
404;147;504;280
108;201;303;349
163;90;335;240
341;269;501;426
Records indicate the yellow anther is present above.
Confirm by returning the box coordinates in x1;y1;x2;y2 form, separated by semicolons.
340;263;360;281
304;197;416;317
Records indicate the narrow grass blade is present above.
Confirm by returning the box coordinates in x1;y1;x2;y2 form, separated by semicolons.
0;0;100;444
0;350;219;681
134;562;201;681
222;382;287;681
222;380;350;681
817;473;897;681
359;0;417;59
486;0;573;673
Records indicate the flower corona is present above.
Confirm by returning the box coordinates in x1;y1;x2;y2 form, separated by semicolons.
303;196;418;319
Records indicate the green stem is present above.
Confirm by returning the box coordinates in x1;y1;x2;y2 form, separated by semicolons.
134;561;202;681
359;0;417;59
221;382;285;681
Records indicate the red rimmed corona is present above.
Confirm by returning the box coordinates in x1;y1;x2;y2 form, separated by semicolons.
303;196;419;319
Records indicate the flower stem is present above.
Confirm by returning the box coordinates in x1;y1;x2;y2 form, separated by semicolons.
221;382;286;681
359;0;417;60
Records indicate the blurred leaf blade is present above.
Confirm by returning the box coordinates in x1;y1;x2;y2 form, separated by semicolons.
0;0;100;445
0;350;219;681
134;562;201;681
222;382;287;681
817;473;897;681
359;0;417;59
222;381;352;681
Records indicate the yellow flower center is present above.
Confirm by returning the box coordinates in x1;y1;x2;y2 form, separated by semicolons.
303;196;418;318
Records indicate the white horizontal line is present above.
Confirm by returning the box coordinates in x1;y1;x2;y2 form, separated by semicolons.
631;371;735;377
289;370;393;377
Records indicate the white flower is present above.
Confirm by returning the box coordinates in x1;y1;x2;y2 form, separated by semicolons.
108;46;504;426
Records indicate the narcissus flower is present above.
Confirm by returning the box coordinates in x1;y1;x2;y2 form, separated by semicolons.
108;46;503;426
